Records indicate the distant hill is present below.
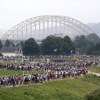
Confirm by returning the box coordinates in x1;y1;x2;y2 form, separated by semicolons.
87;23;100;37
87;23;96;28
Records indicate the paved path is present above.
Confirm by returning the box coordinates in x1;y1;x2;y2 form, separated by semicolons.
88;71;100;76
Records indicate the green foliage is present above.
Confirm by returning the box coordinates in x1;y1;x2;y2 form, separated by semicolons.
16;41;24;47
74;35;92;54
41;35;75;55
22;38;39;56
41;35;64;55
92;42;100;55
0;40;3;49
63;36;75;55
84;89;100;100
0;53;3;56
86;33;100;43
2;34;100;56
4;40;15;47
86;43;94;55
74;34;100;55
87;42;100;55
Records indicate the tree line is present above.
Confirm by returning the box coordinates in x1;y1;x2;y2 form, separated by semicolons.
0;33;100;56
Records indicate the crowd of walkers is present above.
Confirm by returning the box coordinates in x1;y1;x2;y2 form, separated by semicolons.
0;56;99;88
0;67;88;87
0;59;99;72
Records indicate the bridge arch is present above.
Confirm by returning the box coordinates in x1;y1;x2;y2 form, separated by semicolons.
0;15;94;41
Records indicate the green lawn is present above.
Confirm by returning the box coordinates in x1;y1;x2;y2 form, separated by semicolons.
0;75;100;100
0;69;44;76
87;66;100;73
0;65;100;100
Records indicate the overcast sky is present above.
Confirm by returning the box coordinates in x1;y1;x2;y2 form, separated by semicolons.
0;0;100;29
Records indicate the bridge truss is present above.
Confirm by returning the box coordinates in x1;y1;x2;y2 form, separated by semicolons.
0;15;94;41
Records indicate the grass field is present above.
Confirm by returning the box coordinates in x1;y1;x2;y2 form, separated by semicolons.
0;69;44;76
0;64;100;100
0;75;100;100
87;66;100;73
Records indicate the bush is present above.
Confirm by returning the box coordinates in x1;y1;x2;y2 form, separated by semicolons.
84;89;100;100
0;53;3;56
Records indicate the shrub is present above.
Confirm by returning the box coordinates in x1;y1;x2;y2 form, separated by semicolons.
84;89;100;100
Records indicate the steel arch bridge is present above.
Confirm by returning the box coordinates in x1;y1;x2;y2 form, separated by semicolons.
0;15;94;41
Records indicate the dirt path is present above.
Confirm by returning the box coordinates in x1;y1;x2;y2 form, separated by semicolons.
88;71;100;76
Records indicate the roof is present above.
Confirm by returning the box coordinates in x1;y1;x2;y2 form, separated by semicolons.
0;46;22;53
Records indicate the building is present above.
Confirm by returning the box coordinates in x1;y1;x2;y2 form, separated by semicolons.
0;46;23;56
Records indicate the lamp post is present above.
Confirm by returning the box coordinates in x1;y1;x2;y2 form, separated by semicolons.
70;50;73;67
54;49;57;57
78;51;79;60
22;56;24;63
14;40;16;47
70;50;73;56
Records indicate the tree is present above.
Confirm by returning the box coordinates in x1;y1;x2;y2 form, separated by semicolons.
91;42;100;55
0;40;3;49
4;40;15;47
63;36;75;55
16;41;24;47
40;35;64;55
74;35;91;54
86;43;94;55
86;33;100;43
22;38;39;56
